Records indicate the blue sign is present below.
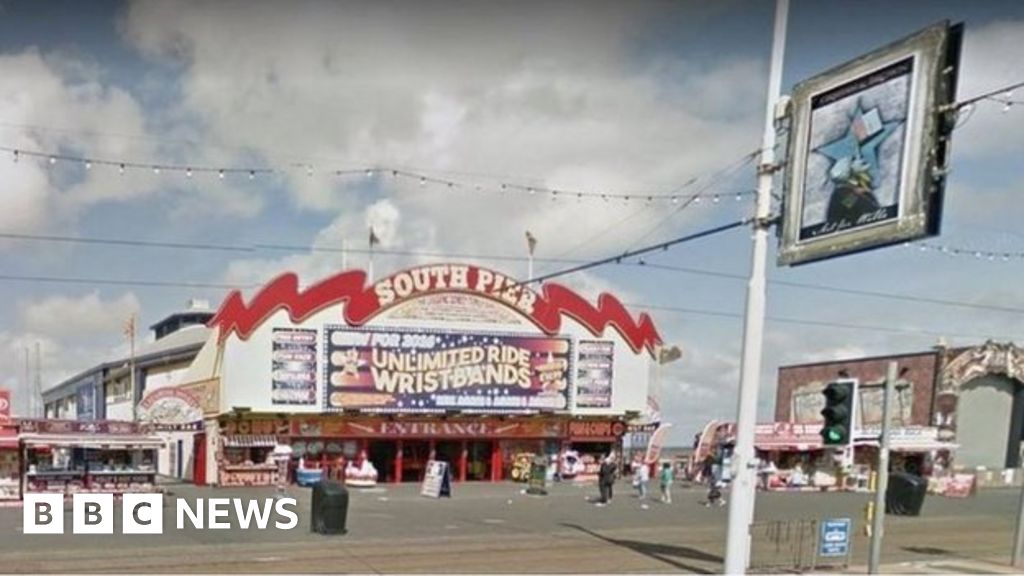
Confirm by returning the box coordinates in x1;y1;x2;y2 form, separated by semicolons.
819;518;851;557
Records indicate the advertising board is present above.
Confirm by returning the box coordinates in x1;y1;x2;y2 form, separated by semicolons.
325;326;571;413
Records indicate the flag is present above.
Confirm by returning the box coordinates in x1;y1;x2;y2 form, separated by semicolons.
658;345;682;365
644;423;673;465
369;227;380;248
525;231;537;256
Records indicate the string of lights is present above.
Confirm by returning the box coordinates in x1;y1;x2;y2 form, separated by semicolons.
948;79;1024;112
2;229;1019;316
636;260;1024;315
906;240;1024;262
632;302;1020;342
948;80;1024;128
0;143;759;205
0;270;1012;341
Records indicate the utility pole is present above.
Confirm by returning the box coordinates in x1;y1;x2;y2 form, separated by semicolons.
127;313;137;421
34;342;41;418
23;347;31;417
868;361;897;573
723;1;788;573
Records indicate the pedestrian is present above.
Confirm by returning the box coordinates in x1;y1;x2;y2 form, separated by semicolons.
659;462;674;504
630;456;642;497
596;454;617;506
705;480;726;507
636;460;650;508
701;454;715;485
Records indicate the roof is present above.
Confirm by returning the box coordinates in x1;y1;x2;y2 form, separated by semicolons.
777;348;940;372
43;325;210;399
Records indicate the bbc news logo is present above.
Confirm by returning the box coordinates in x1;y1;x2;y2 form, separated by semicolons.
23;494;299;534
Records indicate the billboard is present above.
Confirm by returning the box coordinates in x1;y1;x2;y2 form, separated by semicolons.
575;340;614;408
779;21;962;266
325;326;571;413
271;328;318;405
76;379;97;421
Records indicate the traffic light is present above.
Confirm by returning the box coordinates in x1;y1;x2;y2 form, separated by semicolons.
820;380;856;446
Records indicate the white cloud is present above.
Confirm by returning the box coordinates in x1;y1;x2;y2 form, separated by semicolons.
0;49;154;227
20;292;140;338
118;0;763;263
950;19;1024;160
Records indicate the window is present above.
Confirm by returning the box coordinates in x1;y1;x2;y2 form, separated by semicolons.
105;378;131;404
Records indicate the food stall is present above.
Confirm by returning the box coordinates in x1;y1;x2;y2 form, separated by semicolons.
218;434;280;487
18;420;164;496
0;390;19;501
217;418;290;487
0;428;20;501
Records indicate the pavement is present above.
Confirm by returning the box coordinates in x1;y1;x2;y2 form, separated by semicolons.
0;480;1021;573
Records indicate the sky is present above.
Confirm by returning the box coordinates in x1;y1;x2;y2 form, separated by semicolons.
0;0;1023;445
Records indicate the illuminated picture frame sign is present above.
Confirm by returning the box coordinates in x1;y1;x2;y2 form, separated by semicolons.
778;21;962;266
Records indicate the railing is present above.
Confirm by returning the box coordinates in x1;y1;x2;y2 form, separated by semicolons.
748;518;851;573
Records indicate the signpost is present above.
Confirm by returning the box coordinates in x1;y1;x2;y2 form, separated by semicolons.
420;460;452;499
819;518;852;557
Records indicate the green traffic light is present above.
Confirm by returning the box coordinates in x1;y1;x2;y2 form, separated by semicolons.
825;428;844;443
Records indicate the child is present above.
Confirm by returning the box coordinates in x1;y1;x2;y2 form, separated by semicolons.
636;461;650;509
659;462;674;504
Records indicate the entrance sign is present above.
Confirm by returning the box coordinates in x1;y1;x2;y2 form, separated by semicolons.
779;22;962;266
420;460;452;498
819;518;852;557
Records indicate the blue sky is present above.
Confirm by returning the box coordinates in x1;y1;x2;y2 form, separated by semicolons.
0;0;1022;444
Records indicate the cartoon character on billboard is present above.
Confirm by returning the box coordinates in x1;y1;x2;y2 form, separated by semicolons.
815;106;901;228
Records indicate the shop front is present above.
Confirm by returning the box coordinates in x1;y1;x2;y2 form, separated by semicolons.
753;422;957;492
218;417;290;487
0;390;19;501
564;419;627;480
288;415;569;483
18;419;164;496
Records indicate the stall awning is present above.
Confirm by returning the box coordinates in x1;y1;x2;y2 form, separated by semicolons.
19;433;165;449
855;439;958;453
756;443;824;452
224;435;278;448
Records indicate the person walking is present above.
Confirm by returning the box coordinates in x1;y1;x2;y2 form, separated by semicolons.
630;456;642;497
659;462;674;504
596;454;617;506
636;461;650;509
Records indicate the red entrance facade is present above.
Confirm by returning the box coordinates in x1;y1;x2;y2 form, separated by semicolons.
220;415;625;484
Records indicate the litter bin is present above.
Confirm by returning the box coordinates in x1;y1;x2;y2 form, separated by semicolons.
886;472;926;516
311;480;349;534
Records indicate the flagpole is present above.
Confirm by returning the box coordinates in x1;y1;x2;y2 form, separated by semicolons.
526;232;536;280
368;241;375;283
